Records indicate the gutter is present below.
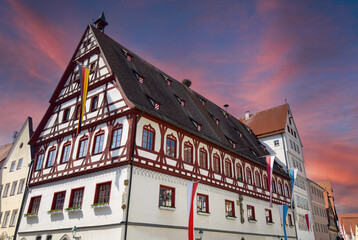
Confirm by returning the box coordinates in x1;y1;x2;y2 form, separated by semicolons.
124;110;143;240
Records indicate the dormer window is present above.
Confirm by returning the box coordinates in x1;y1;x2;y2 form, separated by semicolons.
226;137;236;148
122;49;133;61
134;71;144;83
147;96;160;110
210;114;220;125
162;74;172;86
219;108;228;118
251;149;257;157
235;128;243;137
174;95;185;106
190;118;202;131
198;97;206;106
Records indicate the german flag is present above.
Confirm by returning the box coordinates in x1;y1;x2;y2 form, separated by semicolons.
77;65;89;134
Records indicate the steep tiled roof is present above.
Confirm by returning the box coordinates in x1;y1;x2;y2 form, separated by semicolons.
91;26;288;175
0;143;12;167
240;104;288;138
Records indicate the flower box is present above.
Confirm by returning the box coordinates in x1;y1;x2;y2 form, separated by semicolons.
197;211;211;216
159;206;176;211
65;207;82;212
47;209;63;214
24;213;38;217
91;202;109;208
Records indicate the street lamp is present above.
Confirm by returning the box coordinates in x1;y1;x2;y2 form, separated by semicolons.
71;226;81;240
195;229;204;240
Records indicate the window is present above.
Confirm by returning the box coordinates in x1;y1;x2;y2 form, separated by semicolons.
224;159;232;177
284;184;290;197
246;167;252;185
2;211;10;227
90;96;98;111
35;153;44;170
93;131;104;154
142;126;155;151
94;182;111;204
255;171;261;188
265;209;273;223
159;185;175;208
46;235;52;240
62;108;70;123
166;135;176;158
272;179;277;193
263;175;268;190
199;149;207;169
183;142;193;164
35;236;41;240
69;188;84;208
213;154;220;173
46;148;56;168
111;125;122;149
17;158;23;170
60;143;71;163
0;185;3;196
247;205;256;221
10;181;17;196
3;183;10;197
175;95;185;107
89;62;96;74
28;196;41;214
197;194;209;213
225;200;235;217
9;210;18;227
122;49;133;61
274;140;279;147
17;179;25;194
236;164;243;181
278;181;283;195
51;191;66;210
190;118;202;131
10;161;16;172
287;213;293;226
77;137;88;158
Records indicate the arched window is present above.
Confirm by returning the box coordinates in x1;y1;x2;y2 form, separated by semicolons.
284;184;290;197
46;146;57;168
199;148;208;169
35;151;45;171
142;125;155;151
263;175;268;190
111;124;123;149
77;135;88;159
183;141;193;164
93;129;105;154
254;171;261;188
213;154;220;173
278;181;283;195
166;134;176;158
236;163;243;181
272;179;277;193
60;141;71;163
224;159;232;178
246;167;252;185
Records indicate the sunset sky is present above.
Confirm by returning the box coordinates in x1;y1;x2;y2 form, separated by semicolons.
0;0;357;213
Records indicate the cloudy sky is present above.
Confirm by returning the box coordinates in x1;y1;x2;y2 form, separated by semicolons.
0;0;357;213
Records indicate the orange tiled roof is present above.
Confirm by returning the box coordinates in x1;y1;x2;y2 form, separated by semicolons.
0;143;12;164
240;104;288;138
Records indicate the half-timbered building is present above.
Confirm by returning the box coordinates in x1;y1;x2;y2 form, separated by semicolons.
17;13;295;240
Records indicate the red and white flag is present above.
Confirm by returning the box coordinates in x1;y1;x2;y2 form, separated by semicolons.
187;182;199;240
266;156;275;207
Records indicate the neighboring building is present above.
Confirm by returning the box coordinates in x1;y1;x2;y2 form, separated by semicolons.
338;213;358;240
241;104;314;240
318;181;340;240
0;143;12;170
0;117;34;240
308;179;329;240
17;14;295;240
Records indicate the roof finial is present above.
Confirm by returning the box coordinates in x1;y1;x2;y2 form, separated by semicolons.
94;11;108;32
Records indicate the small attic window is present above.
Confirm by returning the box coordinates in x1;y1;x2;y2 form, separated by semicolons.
219;108;228;118
134;71;144;84
89;62;96;74
122;49;133;61
235;128;243;137
174;95;185;106
251;149;257;157
73;72;79;82
147;96;160;110
162;74;172;86
226;137;236;148
83;38;91;48
210;114;220;125
198;97;206;106
190;118;202;131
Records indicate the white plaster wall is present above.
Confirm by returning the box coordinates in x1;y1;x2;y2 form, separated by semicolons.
18;166;128;239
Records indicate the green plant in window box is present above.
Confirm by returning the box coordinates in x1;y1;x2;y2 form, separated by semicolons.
47;209;62;213
24;212;37;216
65;206;81;211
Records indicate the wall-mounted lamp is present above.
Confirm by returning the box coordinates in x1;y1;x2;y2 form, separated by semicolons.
71;226;81;240
195;229;204;240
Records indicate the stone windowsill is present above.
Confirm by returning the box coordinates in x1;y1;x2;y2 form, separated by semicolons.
91;203;109;208
159;206;176;211
226;216;237;220
248;219;257;223
197;211;211;216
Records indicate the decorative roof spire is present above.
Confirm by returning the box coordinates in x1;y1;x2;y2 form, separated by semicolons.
94;11;108;32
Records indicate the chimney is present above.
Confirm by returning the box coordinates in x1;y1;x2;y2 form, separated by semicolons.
182;79;192;88
245;111;250;120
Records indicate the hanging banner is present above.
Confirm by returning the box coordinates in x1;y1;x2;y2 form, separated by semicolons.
266;156;275;207
187;182;199;240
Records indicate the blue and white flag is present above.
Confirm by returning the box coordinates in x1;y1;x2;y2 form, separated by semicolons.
278;205;289;240
289;169;297;207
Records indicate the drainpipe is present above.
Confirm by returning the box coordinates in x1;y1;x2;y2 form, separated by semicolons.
124;111;143;240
